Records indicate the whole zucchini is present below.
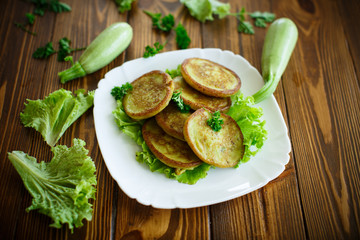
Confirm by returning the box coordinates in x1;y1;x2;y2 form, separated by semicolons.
252;18;298;103
59;22;133;83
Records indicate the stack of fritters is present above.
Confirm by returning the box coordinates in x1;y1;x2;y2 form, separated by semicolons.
123;58;245;174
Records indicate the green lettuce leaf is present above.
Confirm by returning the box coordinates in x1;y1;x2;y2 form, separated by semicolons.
112;90;267;183
112;100;210;184
227;92;268;164
8;138;97;233
180;0;230;22
20;89;94;146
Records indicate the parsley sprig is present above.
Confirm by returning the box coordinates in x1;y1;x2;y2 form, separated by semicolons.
228;8;276;34
31;0;71;16
114;0;136;13
171;91;191;113
14;13;37;35
175;23;191;49
15;1;71;35
32;42;56;59
32;38;86;61
143;11;191;50
250;11;276;28
207;110;224;132
144;11;175;32
111;83;133;100
143;41;166;58
57;38;86;61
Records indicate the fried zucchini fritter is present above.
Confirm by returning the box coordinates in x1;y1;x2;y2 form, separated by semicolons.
181;58;241;97
173;76;231;112
184;109;245;168
142;118;203;171
123;70;174;120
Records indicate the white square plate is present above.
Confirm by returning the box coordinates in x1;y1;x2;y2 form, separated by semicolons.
93;48;291;209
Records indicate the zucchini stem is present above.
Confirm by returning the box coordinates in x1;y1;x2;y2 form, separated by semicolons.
58;61;87;84
252;74;279;103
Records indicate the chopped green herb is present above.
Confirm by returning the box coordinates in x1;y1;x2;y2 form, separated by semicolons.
143;41;166;58
58;37;86;62
14;13;37;35
114;0;136;13
32;42;56;59
14;22;37;36
25;13;36;25
165;64;182;78
111;83;133;100
250;12;275;28
32;0;71;16
144;11;175;32
253;18;267;28
49;1;71;13
207;110;224;132
175;23;191;49
229;8;255;34
171;91;191;113
237;21;254;34
58;37;72;61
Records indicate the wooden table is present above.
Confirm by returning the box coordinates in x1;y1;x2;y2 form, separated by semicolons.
1;0;359;239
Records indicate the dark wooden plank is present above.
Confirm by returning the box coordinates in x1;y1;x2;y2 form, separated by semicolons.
113;1;209;239
337;0;360;83
202;0;306;239
0;0;58;239
0;0;120;239
277;0;360;238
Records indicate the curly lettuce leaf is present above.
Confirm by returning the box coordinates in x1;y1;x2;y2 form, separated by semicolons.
180;0;230;22
112;100;210;184
8;139;97;233
227;92;268;164
20;89;94;146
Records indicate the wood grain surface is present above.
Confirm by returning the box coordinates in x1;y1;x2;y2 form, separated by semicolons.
0;0;359;239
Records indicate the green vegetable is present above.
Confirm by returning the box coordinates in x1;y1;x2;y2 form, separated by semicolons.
165;64;182;78
252;18;298;103
180;0;230;22
227;92;267;164
112;99;210;184
143;41;166;58
207;110;224;132
171;91;191;113
114;0;136;13
32;0;71;16
175;23;191;49
32;42;56;59
58;22;133;83
20;89;94;146
144;11;175;32
8;138;97;233
111;83;133;100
